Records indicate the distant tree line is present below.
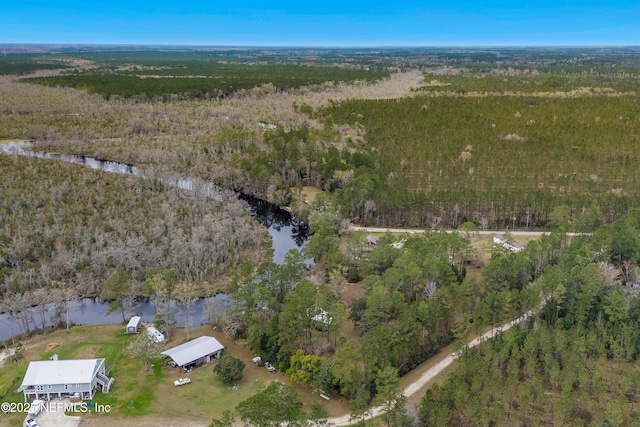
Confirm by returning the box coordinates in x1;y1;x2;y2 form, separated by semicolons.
22;62;388;100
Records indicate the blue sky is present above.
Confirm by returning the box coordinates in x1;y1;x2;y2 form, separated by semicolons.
1;1;638;46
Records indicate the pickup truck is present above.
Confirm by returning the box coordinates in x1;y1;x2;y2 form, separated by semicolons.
174;377;191;386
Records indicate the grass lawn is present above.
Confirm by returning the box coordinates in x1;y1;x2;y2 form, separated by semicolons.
288;185;330;214
300;186;326;204
0;324;349;426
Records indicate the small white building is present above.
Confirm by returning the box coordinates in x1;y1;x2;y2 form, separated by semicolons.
147;326;165;343
20;358;113;401
493;236;523;252
126;316;142;334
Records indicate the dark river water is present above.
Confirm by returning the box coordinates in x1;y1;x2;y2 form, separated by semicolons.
0;141;310;341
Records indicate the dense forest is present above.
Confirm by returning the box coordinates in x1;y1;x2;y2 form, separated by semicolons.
0;155;269;332
17;51;388;100
420;210;640;426
6;48;640;231
320;94;640;228
0;53;72;75
216;207;570;409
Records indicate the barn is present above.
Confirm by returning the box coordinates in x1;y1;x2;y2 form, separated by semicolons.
161;336;224;370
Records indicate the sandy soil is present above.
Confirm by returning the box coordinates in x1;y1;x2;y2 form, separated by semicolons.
78;415;208;427
0;348;14;366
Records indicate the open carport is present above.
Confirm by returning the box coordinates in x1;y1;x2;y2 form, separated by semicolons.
161;336;224;370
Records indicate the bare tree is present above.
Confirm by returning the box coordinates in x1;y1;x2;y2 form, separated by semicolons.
174;281;199;341
6;293;33;335
452;203;460;228
31;288;52;332
51;283;77;330
423;281;437;300
154;300;176;340
126;333;161;371
204;297;227;328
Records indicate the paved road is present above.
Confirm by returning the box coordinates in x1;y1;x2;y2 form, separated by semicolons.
326;307;540;426
349;225;586;237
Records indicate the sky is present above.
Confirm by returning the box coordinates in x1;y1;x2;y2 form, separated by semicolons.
1;1;638;46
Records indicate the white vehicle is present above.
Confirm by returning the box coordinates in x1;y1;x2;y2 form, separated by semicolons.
147;326;165;343
174;377;191;387
264;362;276;372
251;356;261;364
28;399;43;416
24;419;40;427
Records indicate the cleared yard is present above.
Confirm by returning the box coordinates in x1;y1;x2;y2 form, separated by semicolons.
0;324;348;427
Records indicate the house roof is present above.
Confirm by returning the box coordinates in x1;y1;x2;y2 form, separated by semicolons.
22;359;104;386
161;336;224;366
127;316;141;328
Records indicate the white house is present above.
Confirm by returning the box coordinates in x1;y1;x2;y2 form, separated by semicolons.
20;358;114;401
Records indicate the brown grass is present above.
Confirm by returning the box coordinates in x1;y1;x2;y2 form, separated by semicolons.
300;186;326;203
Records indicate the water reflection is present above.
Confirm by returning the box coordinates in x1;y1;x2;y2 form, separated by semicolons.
238;193;310;264
0;295;231;341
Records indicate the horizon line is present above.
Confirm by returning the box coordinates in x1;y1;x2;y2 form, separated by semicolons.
1;43;639;49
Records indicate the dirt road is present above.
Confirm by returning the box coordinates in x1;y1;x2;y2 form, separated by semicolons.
326;308;538;426
349;225;586;237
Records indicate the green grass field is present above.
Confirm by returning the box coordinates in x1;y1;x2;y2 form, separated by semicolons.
0;324;346;425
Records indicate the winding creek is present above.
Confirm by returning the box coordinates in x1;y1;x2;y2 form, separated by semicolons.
0;141;310;341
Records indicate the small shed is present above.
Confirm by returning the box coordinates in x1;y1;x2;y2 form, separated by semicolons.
147;326;165;343
366;235;379;248
126;316;142;334
161;336;224;370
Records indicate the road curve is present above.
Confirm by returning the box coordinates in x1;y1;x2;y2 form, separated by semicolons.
325;308;539;426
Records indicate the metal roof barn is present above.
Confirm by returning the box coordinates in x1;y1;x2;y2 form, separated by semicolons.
161;336;224;367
